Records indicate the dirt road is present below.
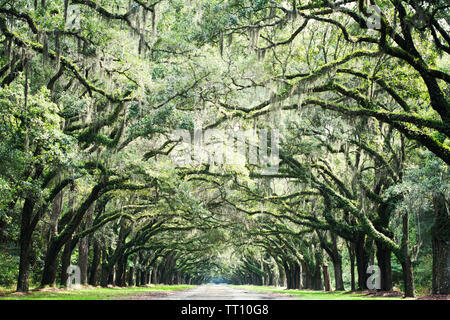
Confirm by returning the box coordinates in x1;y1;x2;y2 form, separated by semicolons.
127;284;297;300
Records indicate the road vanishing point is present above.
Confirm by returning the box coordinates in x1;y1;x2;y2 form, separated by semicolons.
126;284;298;300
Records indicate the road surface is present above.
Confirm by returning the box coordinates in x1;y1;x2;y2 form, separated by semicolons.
128;284;298;300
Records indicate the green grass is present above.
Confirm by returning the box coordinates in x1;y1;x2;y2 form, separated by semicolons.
0;285;195;300
231;285;405;300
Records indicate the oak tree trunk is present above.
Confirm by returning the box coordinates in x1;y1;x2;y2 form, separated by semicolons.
16;198;35;292
41;241;60;287
323;264;332;291
348;241;356;291
401;212;415;298
88;240;101;286
355;236;372;290
432;192;450;294
128;267;134;286
376;241;393;291
60;238;76;286
78;205;93;285
330;232;345;290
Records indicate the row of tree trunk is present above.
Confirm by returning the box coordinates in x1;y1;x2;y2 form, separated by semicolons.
233;236;391;292
15;183;449;295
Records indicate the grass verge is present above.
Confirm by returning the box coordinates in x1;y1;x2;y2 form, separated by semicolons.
0;285;195;300
231;285;406;300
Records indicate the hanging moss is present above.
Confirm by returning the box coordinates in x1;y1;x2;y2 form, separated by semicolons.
227;33;233;47
54;32;60;70
219;31;224;56
41;32;48;65
151;6;157;40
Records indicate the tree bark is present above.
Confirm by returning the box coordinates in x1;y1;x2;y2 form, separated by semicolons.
115;255;124;286
401;212;415;298
323;264;332;291
108;266;115;285
278;263;286;287
401;257;415;297
128;267;134;286
312;264;322;290
119;257;128;286
60;238;76;287
348;242;356;291
283;261;292;289
326;232;345;290
374;193;394;292
432;192;450;294
297;262;303;289
301;261;312;289
78;205;93;285
376;241;393;291
289;261;300;289
313;250;323;290
136;269;141;286
16;198;34;292
152;265;158;285
140;269;146;285
88;240;101;286
333;258;345;291
121;263;128;286
49;172;63;237
355;236;372;290
17;232;32;292
100;247;110;287
41;241;60;287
